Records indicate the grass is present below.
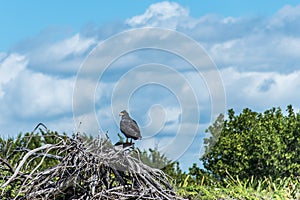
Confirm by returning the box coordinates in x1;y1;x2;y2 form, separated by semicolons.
176;174;300;199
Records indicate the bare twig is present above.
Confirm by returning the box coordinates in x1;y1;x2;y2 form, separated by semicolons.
1;144;54;188
0;156;14;173
1;133;185;200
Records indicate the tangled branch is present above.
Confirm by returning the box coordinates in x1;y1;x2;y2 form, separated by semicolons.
0;131;185;200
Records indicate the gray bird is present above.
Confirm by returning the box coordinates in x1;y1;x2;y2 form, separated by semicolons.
119;110;141;144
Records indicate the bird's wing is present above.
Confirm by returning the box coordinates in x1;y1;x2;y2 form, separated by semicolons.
120;120;130;135
130;119;141;138
132;119;138;126
120;118;141;138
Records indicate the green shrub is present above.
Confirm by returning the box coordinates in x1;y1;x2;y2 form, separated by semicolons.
202;105;300;180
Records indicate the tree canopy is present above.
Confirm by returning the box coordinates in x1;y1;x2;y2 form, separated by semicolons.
202;105;300;180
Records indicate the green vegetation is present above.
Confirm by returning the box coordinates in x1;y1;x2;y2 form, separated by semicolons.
1;105;299;199
176;175;299;199
202;105;300;180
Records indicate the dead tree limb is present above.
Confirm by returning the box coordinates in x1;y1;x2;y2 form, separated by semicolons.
1;133;185;200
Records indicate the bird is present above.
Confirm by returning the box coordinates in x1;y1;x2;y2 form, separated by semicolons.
119;110;141;144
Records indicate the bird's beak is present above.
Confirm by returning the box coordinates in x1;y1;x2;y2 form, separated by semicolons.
119;112;124;116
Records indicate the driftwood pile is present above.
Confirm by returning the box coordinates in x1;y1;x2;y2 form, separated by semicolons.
0;128;184;199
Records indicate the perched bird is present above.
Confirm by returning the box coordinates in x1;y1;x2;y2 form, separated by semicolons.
119;110;141;144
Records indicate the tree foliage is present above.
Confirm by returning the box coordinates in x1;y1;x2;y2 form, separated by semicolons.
202;105;300;180
131;147;186;184
203;113;224;157
135;147;172;169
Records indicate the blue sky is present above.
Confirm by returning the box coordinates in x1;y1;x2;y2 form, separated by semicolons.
2;0;299;51
1;1;300;170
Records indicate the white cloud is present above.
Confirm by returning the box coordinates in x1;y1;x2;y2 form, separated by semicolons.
277;37;300;58
268;4;300;29
47;34;96;60
0;54;27;98
221;67;300;111
206;25;300;71
0;53;76;135
126;1;191;29
125;2;300;73
0;52;6;61
47;116;76;134
1;69;74;119
14;33;97;74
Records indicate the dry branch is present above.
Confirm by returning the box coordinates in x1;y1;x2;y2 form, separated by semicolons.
0;133;185;200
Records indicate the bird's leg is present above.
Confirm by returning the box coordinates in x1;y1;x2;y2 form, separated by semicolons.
125;138;128;144
130;139;133;145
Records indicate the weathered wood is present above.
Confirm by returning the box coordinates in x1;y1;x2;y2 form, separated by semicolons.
1;133;185;200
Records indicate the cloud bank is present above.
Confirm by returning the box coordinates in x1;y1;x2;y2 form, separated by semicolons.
1;1;300;170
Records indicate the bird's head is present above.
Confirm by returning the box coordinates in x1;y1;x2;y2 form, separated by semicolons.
119;110;129;117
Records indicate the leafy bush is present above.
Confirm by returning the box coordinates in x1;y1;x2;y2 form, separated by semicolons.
202;105;300;180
